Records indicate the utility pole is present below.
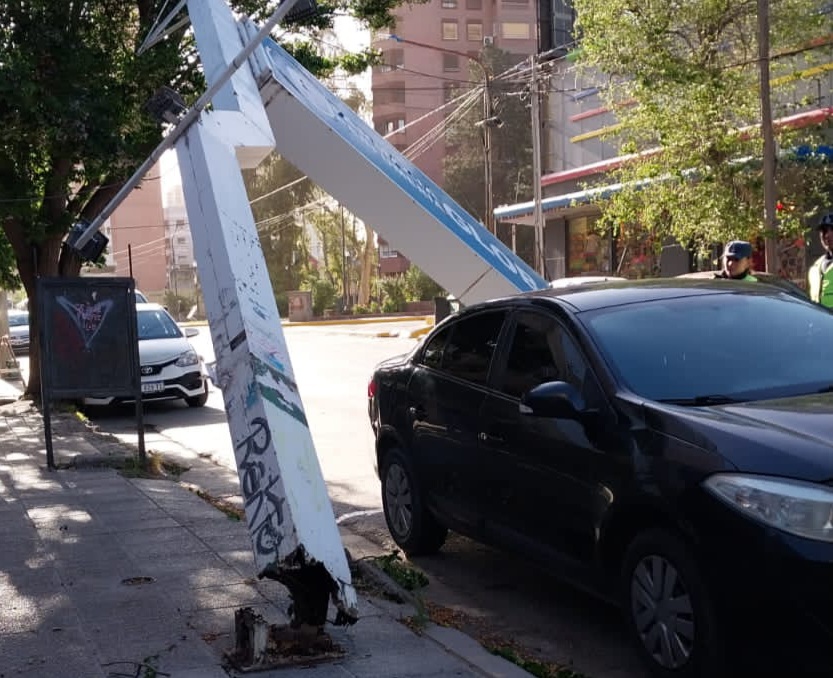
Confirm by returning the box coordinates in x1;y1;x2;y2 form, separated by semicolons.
758;0;779;273
340;204;348;311
483;71;495;235
530;54;546;277
388;35;496;235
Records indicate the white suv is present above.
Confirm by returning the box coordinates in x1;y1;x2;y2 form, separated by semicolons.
85;303;209;407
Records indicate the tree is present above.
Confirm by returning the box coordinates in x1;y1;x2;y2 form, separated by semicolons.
0;0;404;396
573;0;833;255
442;47;537;262
243;152;313;314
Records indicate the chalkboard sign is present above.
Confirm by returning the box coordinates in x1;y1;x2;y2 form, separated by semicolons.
38;277;140;397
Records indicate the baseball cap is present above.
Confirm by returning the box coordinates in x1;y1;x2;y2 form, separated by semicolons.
723;240;753;260
816;213;833;231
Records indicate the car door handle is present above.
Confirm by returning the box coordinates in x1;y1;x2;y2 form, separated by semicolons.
479;431;505;444
408;405;426;420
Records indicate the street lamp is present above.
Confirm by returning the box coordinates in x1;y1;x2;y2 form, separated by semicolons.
388;34;498;235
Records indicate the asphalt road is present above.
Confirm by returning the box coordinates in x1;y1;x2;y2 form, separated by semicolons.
18;321;646;678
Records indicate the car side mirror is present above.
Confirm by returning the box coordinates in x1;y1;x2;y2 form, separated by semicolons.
185;327;199;338
520;381;586;419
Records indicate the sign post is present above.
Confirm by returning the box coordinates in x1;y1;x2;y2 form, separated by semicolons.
37;277;144;469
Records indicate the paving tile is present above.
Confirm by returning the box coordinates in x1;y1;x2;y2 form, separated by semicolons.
1;626;106;678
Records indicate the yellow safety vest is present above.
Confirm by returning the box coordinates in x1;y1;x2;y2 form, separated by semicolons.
808;255;833;308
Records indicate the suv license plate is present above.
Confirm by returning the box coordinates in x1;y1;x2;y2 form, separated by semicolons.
141;382;165;394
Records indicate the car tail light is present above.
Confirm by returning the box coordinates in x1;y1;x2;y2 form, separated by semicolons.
367;377;377;398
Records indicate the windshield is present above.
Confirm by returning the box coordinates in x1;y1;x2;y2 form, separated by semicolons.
137;309;183;341
8;313;28;327
582;293;833;402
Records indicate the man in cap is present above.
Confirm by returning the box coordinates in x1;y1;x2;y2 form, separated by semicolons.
808;213;833;308
715;241;758;282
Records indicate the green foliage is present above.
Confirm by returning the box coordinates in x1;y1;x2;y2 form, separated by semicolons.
163;292;197;320
403;266;444;301
380;275;407;311
352;304;369;314
375;551;429;591
573;0;833;250
0;0;411;288
302;273;338;316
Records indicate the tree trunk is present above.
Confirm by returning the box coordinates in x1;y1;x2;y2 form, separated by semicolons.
359;223;375;307
2;219;75;398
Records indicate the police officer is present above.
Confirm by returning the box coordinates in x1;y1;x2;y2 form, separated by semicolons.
808;213;833;308
715;241;758;281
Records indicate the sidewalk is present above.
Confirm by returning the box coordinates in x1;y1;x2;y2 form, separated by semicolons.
0;390;531;678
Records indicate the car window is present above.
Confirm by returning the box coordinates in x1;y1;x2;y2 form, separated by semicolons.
495;311;597;402
582;293;833;401
137;309;183;340
439;311;506;386
421;325;451;370
8;313;28;327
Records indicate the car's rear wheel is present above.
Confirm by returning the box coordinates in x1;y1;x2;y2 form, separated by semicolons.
621;529;725;678
380;447;447;555
185;381;209;408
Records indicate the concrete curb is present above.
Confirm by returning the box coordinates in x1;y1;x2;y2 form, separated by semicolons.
342;530;533;678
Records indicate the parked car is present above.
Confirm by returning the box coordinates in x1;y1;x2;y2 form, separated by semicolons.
549;274;626;288
368;279;833;677
676;270;809;299
6;310;29;354
84;303;209;407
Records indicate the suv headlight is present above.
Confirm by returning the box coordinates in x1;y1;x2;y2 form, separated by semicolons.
175;350;199;367
704;473;833;542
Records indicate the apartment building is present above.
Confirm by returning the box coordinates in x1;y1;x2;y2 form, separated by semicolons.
100;159;197;305
371;0;539;274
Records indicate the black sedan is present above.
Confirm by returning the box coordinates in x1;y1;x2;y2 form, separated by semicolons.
367;278;833;678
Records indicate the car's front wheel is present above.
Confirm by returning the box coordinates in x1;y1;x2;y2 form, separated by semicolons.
621;528;725;678
380;447;447;556
185;381;209;408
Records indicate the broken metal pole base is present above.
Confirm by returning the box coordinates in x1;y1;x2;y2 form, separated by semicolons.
226;606;346;673
266;561;359;629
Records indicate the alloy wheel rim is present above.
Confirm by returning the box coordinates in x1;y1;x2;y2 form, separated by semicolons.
384;464;413;539
631;555;695;670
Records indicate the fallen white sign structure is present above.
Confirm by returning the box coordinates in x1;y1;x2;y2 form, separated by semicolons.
72;0;548;632
258;41;548;305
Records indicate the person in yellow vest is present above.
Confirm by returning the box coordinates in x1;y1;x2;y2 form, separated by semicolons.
715;241;758;281
808;213;833;308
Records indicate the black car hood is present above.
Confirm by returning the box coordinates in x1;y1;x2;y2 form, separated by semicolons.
644;393;833;482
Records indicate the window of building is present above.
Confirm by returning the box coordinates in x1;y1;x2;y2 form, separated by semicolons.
466;21;483;42
501;22;530;40
375;84;406;105
379;242;400;258
442;53;460;71
378;48;404;72
378;118;406;135
441;0;458;7
442;19;459;41
567;216;612;275
466;0;482;8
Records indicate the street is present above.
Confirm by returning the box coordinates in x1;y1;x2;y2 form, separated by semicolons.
16;320;644;678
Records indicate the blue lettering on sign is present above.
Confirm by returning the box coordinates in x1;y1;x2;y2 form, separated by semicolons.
261;40;547;293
